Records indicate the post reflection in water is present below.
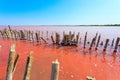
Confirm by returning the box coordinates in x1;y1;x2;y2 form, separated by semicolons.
101;51;107;62
111;52;117;63
83;48;86;57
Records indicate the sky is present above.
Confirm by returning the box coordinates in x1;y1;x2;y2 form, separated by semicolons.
0;0;120;25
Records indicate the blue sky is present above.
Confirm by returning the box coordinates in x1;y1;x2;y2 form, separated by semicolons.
0;0;120;25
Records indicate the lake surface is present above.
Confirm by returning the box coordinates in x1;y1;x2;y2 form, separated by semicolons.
0;26;120;80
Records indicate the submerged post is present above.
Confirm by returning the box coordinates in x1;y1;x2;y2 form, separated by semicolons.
50;59;60;80
111;38;115;47
113;37;120;52
89;38;96;50
23;52;33;80
103;39;109;51
95;34;101;50
84;32;87;48
6;44;16;80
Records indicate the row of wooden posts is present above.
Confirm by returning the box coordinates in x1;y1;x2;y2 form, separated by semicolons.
83;32;120;53
6;44;60;80
0;26;80;46
0;26;120;53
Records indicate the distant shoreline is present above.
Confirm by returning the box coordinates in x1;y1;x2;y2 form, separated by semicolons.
0;24;120;27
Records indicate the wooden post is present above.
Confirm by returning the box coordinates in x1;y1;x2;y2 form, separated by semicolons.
69;31;72;42
113;37;120;52
0;30;4;38
94;32;98;45
86;76;96;80
4;29;9;39
35;32;39;43
40;37;47;43
13;30;17;40
6;44;16;80
46;31;49;40
76;32;80;44
103;39;109;51
20;30;25;40
31;31;34;42
23;52;33;80
95;34;101;50
8;25;13;39
50;59;60;80
84;32;87;48
111;38;114;47
56;32;60;44
51;35;55;44
89;38;96;50
12;54;20;74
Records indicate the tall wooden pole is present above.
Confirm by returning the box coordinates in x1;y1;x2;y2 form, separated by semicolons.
23;52;33;80
95;34;101;50
50;59;60;80
89;38;96;50
6;44;16;80
84;32;87;48
103;39;109;51
114;37;120;52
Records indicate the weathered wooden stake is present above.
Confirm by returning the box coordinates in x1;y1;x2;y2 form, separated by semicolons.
8;25;13;39
40;37;47;43
94;32;98;45
0;30;4;38
51;35;55;44
83;32;87;48
12;54;20;74
111;38;115;47
113;37;120;52
89;38;96;50
50;59;60;80
6;44;16;80
23;52;33;80
103;39;109;51
35;32;39;43
56;32;60;44
95;34;101;50
76;32;80;44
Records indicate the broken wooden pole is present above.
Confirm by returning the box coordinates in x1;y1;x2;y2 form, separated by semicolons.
35;32;39;43
20;30;25;40
69;31;72;42
0;30;4;38
8;25;13;39
13;30;17;40
56;32;60;44
83;32;87;48
50;59;60;80
12;54;20;74
23;52;33;80
103;39;109;51
89;38;96;50
86;76;96;80
51;35;55;44
95;34;101;50
40;37;47;43
4;29;9;39
94;32;98;45
46;31;49;40
31;31;34;42
41;31;44;38
111;38;115;47
6;44;16;80
113;37;120;52
76;32;80;44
